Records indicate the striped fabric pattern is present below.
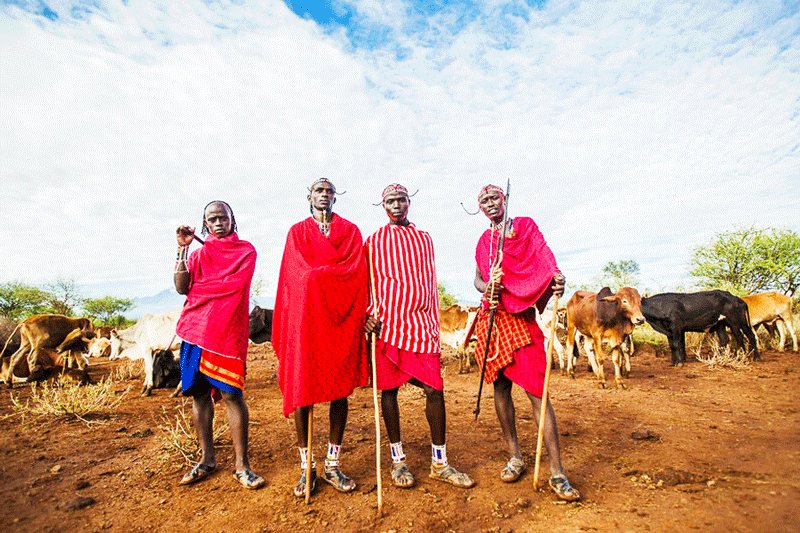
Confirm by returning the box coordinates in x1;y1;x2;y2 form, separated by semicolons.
367;223;441;354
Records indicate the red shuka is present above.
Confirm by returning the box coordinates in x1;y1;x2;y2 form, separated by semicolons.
176;232;256;362
272;214;369;417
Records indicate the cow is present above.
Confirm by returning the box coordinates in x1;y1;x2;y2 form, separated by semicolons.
439;304;478;373
110;312;180;396
641;290;758;366
2;314;94;386
566;287;646;389
0;317;21;358
248;306;273;344
1;327;93;384
537;308;566;371
94;326;114;339
87;337;112;358
152;349;181;390
741;292;798;352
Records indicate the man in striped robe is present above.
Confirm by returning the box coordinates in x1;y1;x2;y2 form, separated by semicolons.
365;184;474;489
473;184;580;501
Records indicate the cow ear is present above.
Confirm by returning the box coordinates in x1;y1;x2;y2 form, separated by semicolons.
600;295;617;302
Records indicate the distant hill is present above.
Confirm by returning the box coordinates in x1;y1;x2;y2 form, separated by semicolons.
130;289;275;318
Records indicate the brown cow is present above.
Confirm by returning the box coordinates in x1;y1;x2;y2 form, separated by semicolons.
742;292;798;352
566;287;645;389
94;326;114;339
2;314;94;385
1;328;93;384
439;304;478;373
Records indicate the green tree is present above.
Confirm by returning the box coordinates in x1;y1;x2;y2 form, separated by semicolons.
690;227;800;296
82;296;134;326
0;282;55;321
438;282;458;309
602;259;641;290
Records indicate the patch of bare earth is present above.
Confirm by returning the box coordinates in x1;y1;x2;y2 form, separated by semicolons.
1;343;798;532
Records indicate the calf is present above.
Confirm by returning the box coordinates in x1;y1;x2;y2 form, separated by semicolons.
741;292;797;352
641;290;758;365
152;349;181;390
566;287;645;388
249;306;273;344
87;337;112;358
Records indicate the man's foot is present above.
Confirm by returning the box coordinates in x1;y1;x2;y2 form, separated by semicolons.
500;456;526;483
323;466;356;493
179;462;217;486
233;469;266;490
549;474;581;501
293;469;317;497
429;464;475;488
391;462;416;488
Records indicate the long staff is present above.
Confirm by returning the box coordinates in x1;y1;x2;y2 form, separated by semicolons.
367;243;384;516
474;179;511;420
533;294;560;490
305;406;313;504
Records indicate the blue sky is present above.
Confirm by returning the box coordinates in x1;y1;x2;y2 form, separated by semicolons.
1;1;798;308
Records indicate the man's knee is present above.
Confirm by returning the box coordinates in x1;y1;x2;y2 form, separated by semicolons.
423;385;444;402
220;390;244;404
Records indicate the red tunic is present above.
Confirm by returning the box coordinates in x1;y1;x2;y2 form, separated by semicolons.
474;217;559;397
367;223;443;391
272;215;369;417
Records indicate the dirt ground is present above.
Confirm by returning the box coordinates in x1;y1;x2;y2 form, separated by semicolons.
1;343;799;533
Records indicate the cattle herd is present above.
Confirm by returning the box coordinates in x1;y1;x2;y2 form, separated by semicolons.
0;289;796;395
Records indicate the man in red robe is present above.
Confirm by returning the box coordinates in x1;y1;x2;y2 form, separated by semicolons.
473;184;580;501
272;178;369;497
174;200;265;489
365;184;474;489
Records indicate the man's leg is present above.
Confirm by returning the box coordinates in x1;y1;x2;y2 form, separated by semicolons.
222;391;265;489
381;387;415;488
526;392;580;501
493;371;525;482
323;397;356;492
293;405;316;497
421;382;474;488
179;381;218;485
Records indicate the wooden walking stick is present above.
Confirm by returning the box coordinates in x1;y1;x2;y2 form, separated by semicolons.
305;405;313;504
367;243;384;516
533;294;560;490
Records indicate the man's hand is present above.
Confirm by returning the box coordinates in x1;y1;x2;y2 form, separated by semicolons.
176;225;196;246
365;316;382;336
485;264;504;301
551;273;566;297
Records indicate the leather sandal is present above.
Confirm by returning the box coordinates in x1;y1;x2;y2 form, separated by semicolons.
391;462;416;488
429;464;475;488
323;465;356;493
179;462;217;486
500;456;526;483
233;469;266;490
293;469;317;498
549;474;581;501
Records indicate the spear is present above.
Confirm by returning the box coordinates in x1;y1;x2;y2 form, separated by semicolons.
473;179;511;420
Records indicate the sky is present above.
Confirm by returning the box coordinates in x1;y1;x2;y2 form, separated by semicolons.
1;0;799;309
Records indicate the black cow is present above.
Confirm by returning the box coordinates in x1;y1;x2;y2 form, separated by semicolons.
249;306;273;344
641;290;759;365
152;349;181;389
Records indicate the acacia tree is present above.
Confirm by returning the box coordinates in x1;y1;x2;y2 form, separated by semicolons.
82;296;134;326
44;278;81;316
690;227;800;296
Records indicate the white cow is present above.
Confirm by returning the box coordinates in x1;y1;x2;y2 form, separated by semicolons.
537;308;567;371
87;337;111;358
110;312;181;396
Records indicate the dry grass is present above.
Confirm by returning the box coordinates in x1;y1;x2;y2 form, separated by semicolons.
111;358;144;381
632;324;668;354
157;400;229;465
10;379;129;426
691;335;752;369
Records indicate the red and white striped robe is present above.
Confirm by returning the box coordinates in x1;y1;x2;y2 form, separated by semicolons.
366;223;440;354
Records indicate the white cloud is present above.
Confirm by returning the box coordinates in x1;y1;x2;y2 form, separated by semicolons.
1;1;798;307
